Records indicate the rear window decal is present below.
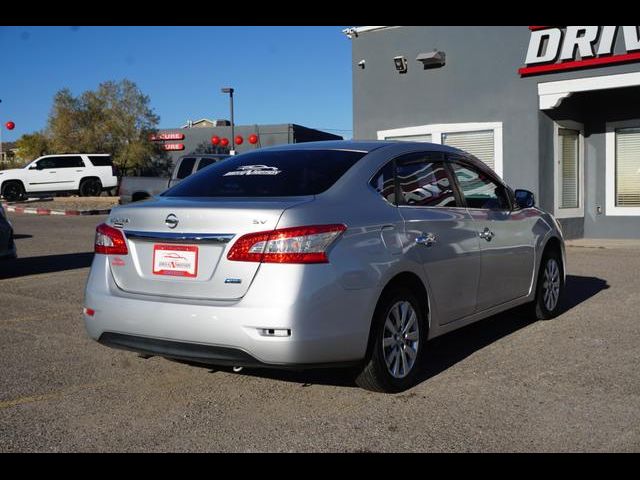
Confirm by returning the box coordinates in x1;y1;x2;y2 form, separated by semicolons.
223;165;281;176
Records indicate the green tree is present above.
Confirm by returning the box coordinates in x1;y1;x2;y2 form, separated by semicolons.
14;131;51;162
36;79;161;175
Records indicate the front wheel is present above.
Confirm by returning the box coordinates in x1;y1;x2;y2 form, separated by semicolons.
355;288;427;393
529;250;564;320
2;181;25;202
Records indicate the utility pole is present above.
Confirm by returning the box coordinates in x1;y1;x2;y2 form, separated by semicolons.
221;87;235;155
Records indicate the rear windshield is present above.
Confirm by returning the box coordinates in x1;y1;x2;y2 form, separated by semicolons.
162;149;366;197
88;155;112;166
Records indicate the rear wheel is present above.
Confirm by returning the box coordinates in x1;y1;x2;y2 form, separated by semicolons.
79;178;102;197
2;181;25;202
529;249;564;320
355;288;427;393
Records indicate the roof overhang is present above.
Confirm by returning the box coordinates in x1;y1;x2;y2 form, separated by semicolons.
342;26;396;39
538;71;640;109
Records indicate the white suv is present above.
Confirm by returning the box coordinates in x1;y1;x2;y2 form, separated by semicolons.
0;154;119;201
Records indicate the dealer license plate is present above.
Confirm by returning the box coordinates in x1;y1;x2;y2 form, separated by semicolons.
152;244;198;278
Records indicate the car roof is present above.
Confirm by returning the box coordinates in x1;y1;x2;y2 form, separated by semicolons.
180;154;230;159
258;140;506;189
39;153;110;157
254;139;472;155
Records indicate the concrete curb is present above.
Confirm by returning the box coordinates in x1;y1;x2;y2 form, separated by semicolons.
1;202;111;216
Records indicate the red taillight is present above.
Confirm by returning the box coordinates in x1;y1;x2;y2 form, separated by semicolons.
227;224;346;264
95;223;128;255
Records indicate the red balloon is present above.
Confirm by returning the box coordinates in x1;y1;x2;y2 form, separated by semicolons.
235;135;243;145
248;134;258;144
220;137;229;147
5;121;15;130
211;135;220;145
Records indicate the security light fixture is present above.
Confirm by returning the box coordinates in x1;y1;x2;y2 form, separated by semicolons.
416;50;446;69
358;59;366;69
393;56;408;74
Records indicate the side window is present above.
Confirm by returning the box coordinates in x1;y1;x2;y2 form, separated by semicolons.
197;158;217;171
450;161;510;210
369;161;396;204
88;155;112;167
396;153;458;208
36;158;57;169
58;156;84;168
175;157;197;179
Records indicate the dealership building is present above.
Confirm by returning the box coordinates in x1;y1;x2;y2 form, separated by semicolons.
148;121;341;173
345;26;640;238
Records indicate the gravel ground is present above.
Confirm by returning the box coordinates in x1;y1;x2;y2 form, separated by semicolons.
0;213;638;452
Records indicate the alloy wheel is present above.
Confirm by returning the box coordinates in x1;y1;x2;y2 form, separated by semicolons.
382;300;419;379
542;258;561;311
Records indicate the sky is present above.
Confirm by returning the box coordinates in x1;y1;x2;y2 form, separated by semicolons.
0;26;354;143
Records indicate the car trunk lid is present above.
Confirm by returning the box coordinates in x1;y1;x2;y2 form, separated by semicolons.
106;196;312;300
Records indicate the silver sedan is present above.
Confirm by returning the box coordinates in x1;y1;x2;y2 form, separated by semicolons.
83;141;565;393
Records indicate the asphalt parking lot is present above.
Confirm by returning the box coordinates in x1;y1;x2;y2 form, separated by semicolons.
0;213;638;452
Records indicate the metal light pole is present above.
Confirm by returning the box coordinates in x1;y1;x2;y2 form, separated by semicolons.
221;87;235;154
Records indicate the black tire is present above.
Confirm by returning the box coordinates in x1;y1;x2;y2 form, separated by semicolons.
4;235;17;259
2;181;25;202
529;248;564;320
355;287;427;393
79;178;102;197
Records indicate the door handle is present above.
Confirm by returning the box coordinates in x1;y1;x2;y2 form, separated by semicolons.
415;232;436;247
478;227;494;241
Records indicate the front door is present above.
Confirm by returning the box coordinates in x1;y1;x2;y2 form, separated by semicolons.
395;152;482;325
449;159;536;311
27;156;78;193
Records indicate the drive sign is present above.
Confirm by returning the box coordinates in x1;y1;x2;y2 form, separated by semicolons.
519;26;640;76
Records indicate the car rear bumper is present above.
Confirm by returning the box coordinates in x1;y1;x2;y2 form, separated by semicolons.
83;255;377;366
98;332;360;369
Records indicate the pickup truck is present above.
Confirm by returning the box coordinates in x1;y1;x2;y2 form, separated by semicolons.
0;153;118;202
118;154;230;204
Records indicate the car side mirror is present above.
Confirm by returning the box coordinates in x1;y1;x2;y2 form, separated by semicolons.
29;165;39;170
514;189;535;209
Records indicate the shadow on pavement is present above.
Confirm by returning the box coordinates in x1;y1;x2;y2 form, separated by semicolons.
12;234;33;240
0;252;94;279
195;274;609;390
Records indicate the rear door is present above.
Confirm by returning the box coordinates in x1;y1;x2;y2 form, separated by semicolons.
448;157;536;310
395;151;482;325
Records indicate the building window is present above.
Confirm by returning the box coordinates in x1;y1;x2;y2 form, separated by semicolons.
559;129;580;209
606;121;640;216
553;122;584;219
377;122;503;177
385;134;433;143
615;128;640;207
442;130;495;171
